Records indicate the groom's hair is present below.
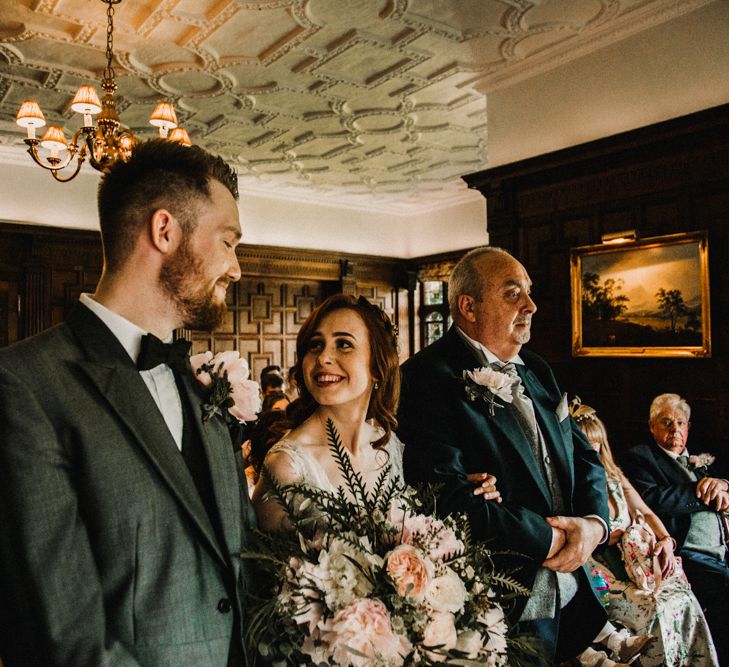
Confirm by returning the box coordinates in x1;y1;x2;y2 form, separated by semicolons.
448;246;510;318
97;139;238;272
293;294;400;451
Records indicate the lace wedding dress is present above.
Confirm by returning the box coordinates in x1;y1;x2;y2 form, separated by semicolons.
255;430;405;530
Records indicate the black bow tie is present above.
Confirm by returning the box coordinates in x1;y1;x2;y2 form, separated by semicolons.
137;334;191;374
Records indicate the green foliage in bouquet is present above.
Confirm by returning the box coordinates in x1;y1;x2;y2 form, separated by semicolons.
242;419;539;666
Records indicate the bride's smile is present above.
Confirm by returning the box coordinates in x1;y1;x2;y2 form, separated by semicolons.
303;309;375;413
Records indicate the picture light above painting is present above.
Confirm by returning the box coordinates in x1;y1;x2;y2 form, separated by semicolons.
570;231;711;358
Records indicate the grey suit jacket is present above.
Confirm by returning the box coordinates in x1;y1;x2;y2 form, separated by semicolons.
0;304;257;666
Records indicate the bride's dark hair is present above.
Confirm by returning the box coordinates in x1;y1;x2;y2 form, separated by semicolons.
291;294;400;450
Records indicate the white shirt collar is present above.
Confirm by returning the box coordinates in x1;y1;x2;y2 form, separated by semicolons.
80;293;153;364
455;326;524;367
657;445;690;461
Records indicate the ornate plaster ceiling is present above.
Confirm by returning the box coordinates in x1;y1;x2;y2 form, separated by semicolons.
0;0;712;209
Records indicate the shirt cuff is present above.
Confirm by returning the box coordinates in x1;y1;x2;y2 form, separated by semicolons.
585;514;609;544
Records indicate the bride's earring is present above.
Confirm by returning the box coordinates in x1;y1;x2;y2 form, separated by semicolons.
374;381;379;390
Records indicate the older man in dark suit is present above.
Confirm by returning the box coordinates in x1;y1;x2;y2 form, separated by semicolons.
398;247;636;664
622;393;729;664
0;141;255;665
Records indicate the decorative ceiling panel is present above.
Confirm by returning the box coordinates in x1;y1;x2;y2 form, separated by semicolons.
0;0;714;208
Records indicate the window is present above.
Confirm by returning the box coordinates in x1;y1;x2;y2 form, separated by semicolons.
419;281;449;347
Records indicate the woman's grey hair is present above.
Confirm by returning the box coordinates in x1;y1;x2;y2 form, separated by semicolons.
649;393;691;423
448;246;510;318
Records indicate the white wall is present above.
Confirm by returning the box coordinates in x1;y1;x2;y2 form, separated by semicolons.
485;0;729;167
0;154;488;258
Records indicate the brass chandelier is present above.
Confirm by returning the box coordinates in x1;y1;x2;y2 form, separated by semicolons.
15;0;191;182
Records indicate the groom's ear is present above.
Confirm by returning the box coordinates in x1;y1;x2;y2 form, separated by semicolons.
149;208;179;254
458;295;476;322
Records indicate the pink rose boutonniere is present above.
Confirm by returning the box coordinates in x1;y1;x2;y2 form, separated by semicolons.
190;350;261;424
463;366;515;417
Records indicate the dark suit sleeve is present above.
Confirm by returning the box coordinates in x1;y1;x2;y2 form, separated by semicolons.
398;360;553;562
0;364;141;666
621;446;705;517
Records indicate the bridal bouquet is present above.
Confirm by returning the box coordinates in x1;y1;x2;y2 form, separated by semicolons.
244;420;530;666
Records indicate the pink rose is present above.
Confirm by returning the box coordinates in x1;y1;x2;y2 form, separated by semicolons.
193;350;261;422
422;612;457;660
402;514;464;561
386;544;434;599
320;598;410;666
229;378;261;422
213;350;249;383
190;351;213;386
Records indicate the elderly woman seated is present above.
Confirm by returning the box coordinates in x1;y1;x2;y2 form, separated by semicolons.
571;398;717;667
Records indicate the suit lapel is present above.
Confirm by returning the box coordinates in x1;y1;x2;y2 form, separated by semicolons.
67;304;227;565
176;372;242;560
443;328;552;506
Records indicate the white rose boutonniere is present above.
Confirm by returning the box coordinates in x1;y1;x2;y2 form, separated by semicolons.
688;452;716;471
463;367;515;417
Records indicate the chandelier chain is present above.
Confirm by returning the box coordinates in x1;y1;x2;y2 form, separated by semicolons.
104;0;115;81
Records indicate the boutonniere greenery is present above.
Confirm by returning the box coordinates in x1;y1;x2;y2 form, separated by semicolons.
189;350;261;424
463;366;515;417
688;452;715;471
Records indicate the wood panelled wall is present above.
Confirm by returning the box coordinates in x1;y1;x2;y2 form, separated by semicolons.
0;225;412;380
465;103;729;463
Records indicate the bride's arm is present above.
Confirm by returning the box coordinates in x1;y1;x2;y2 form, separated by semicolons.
252;449;302;532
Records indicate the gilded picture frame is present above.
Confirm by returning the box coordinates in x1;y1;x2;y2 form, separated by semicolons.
570;231;711;357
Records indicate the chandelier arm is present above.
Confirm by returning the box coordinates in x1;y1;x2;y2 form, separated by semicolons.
24;140;78;173
50;151;87;183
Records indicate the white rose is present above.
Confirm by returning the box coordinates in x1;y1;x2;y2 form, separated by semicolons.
425;567;467;614
456;629;484;658
479;605;508;655
464;367;514;403
422;612;457;660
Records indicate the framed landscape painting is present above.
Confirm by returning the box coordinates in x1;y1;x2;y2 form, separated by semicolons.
570;231;711;357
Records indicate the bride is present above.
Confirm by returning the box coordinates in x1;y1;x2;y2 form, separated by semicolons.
252;294;498;531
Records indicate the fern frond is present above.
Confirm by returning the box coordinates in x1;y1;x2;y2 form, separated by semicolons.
325;418;370;508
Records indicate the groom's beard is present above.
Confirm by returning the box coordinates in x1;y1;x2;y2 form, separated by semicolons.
159;236;228;331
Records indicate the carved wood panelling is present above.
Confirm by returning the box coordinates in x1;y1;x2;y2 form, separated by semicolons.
465;104;729;461
189;278;328;381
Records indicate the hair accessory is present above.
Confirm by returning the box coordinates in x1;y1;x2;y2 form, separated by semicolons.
568;395;597;423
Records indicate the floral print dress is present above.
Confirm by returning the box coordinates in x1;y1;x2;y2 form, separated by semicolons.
588;476;718;666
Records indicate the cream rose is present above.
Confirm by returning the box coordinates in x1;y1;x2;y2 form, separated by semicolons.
464;367;514;403
386;544;434;599
455;629;484;658
425;567;467;614
422;612;457;660
479;605;508;655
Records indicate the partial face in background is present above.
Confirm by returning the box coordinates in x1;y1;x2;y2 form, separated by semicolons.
650;408;691;455
160;179;242;330
302;308;373;413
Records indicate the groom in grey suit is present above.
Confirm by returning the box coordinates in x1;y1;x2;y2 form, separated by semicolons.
0;141;256;665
